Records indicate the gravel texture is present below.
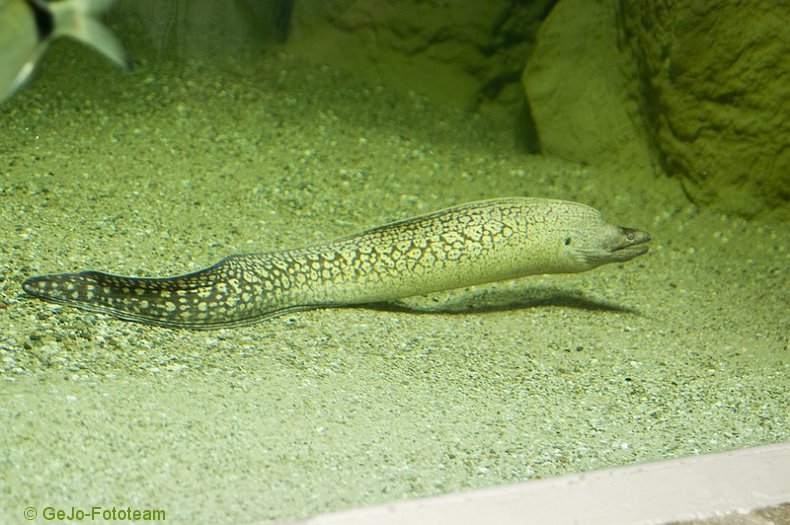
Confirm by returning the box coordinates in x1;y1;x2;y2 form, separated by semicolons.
0;42;787;524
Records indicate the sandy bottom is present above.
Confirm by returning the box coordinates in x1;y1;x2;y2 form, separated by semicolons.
0;45;787;524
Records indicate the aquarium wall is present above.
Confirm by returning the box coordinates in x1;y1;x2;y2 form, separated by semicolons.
117;0;788;217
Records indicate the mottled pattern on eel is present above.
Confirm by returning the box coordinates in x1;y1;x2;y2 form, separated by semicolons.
22;198;650;329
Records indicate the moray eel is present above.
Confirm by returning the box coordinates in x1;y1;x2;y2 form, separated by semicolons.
22;198;650;329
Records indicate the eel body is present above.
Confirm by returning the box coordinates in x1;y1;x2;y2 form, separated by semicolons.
22;198;650;329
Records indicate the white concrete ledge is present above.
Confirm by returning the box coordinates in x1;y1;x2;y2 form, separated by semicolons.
289;442;790;525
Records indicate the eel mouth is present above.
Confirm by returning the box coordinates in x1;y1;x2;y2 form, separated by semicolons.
607;227;651;262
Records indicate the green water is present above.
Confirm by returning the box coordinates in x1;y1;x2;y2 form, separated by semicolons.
0;5;787;523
